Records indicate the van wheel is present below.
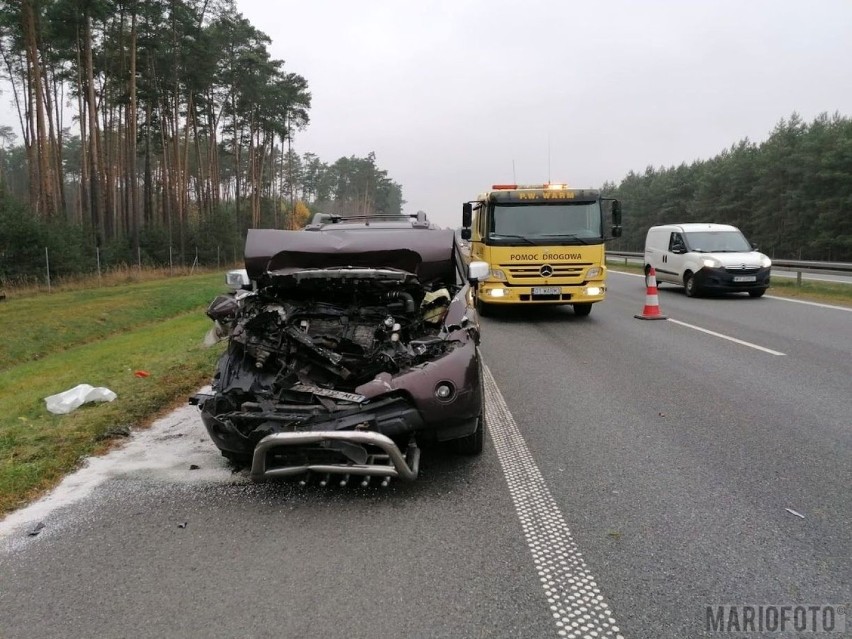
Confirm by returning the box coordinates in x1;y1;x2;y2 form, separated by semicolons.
749;289;766;298
644;265;651;287
573;303;592;316
684;272;698;297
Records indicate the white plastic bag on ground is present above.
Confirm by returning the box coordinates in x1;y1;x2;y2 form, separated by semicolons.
44;384;118;415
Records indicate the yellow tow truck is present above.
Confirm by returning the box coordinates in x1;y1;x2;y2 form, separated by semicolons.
461;183;622;316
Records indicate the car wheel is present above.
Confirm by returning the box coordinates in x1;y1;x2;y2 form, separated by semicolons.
749;289;767;298
573;303;592;316
455;415;484;455
684;272;698;297
221;450;252;468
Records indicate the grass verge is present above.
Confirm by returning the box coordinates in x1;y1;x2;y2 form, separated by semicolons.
606;260;852;306
0;273;225;371
0;313;222;515
0;273;228;516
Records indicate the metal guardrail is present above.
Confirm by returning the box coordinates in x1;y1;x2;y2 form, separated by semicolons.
605;251;852;283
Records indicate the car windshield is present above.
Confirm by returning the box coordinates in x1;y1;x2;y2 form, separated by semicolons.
489;202;602;243
684;230;752;252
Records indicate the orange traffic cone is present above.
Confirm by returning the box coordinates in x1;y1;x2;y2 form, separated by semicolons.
634;267;668;320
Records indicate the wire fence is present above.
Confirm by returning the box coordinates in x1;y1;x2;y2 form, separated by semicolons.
1;244;241;294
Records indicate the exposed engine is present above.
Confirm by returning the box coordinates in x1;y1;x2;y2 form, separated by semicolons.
206;269;455;407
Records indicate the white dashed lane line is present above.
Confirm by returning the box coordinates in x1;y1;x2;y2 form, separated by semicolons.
483;365;625;639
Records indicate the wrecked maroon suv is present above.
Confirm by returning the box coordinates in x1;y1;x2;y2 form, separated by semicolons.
192;213;490;485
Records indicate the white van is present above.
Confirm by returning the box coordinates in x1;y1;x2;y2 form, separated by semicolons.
643;223;771;297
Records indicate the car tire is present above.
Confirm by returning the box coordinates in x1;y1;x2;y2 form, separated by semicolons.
221;450;252;468
455;415;484;455
573;303;592;316
455;361;486;455
684;272;698;297
749;289;767;298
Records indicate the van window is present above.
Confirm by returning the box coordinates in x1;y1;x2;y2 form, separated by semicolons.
684;230;751;252
669;233;686;251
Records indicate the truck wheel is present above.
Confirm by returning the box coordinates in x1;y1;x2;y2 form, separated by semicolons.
749;289;767;298
475;296;491;317
573;303;592;316
684;272;698;297
455;415;484;455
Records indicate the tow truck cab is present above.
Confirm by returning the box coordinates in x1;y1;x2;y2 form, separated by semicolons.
461;184;622;316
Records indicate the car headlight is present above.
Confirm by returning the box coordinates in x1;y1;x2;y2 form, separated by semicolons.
760;256;772;268
702;258;722;269
489;269;507;281
586;266;602;279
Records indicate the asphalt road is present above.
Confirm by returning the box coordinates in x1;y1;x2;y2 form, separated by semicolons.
1;273;849;638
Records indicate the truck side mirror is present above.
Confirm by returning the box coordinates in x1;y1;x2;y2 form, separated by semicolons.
611;226;622;238
461;228;471;240
612;200;622;226
462;202;472;228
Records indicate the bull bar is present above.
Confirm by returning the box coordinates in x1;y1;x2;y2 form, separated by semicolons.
250;430;421;481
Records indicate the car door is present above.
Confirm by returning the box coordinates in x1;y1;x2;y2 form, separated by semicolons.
661;232;688;284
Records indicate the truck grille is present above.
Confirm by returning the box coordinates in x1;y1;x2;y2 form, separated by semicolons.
502;262;591;280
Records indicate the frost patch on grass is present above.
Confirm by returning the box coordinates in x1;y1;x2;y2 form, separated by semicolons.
0;391;247;548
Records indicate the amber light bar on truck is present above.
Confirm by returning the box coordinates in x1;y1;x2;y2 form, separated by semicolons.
491;183;570;190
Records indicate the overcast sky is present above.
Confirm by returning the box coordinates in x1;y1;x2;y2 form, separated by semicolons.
233;0;852;227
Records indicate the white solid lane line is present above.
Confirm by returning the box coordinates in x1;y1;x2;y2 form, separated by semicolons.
667;318;786;356
764;295;852;312
483;365;624;639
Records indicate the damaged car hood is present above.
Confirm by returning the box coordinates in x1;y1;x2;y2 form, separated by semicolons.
245;228;456;282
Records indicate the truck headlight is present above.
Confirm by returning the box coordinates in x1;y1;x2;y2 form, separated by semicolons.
586;267;602;279
489;269;507;281
585;286;602;296
489;288;506;297
702;258;722;269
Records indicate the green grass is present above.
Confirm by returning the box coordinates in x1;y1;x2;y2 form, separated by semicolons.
606;260;852;306
0;274;226;515
0;273;225;371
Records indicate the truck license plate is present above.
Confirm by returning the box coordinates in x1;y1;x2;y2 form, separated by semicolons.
733;276;756;282
532;287;561;295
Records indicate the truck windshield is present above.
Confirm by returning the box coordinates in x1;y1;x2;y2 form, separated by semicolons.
489;202;602;244
685;231;752;252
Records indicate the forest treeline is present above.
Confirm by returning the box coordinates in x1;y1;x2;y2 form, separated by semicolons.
0;0;403;283
606;112;852;261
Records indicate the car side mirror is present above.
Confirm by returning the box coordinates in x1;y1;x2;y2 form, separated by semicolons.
462;202;472;228
671;246;686;254
751;242;759;250
226;268;250;289
468;260;489;283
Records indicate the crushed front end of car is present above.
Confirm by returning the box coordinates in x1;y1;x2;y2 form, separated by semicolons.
192;227;483;483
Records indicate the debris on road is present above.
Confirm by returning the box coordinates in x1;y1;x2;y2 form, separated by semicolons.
27;522;45;537
134;370;151;378
785;508;806;519
44;384;117;415
177;522;188;529
189;464;200;470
